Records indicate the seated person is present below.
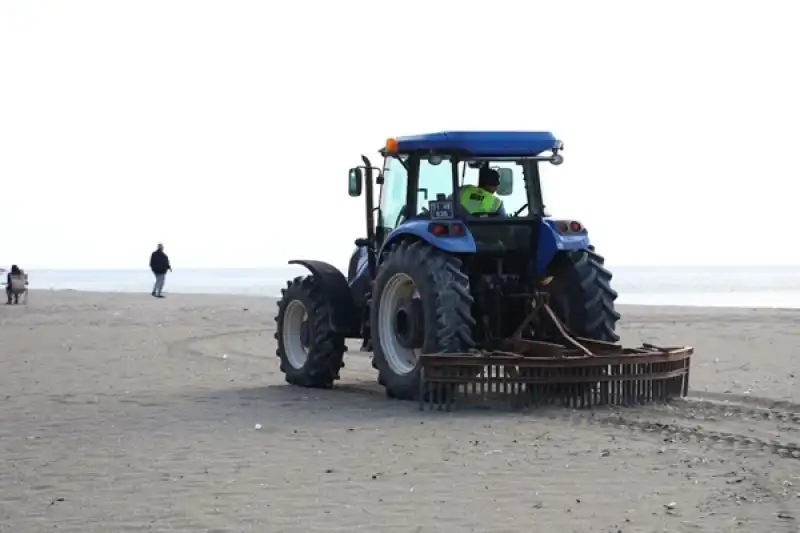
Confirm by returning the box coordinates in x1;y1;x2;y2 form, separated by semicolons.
458;166;507;216
6;264;27;305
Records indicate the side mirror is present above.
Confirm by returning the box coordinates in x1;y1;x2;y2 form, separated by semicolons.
348;167;363;197
495;167;514;196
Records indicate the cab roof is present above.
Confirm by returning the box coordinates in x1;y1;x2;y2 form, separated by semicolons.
388;131;560;157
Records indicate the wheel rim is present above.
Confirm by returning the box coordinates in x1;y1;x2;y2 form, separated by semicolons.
282;300;309;369
378;273;422;376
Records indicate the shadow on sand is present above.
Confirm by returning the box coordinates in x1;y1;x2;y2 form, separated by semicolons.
188;380;525;425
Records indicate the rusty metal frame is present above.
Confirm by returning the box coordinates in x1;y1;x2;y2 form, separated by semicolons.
419;347;692;411
417;300;693;411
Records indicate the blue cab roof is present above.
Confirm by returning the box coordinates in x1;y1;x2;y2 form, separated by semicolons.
391;131;559;157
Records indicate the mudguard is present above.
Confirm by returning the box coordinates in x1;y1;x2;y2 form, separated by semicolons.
288;259;359;335
534;219;592;275
378;219;477;258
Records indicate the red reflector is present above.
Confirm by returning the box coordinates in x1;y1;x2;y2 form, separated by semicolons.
569;221;582;232
557;222;569;233
429;224;448;236
451;223;463;235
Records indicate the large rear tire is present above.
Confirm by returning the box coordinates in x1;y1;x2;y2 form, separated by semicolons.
549;249;620;342
371;241;476;400
274;275;346;387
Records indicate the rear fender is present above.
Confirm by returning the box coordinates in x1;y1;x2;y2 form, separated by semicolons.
288;259;359;335
378;219;477;259
534;219;591;275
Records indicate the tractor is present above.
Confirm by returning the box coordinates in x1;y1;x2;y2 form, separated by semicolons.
274;131;690;407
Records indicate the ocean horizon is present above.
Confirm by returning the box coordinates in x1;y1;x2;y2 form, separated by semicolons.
14;265;800;309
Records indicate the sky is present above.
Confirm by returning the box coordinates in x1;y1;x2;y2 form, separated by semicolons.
1;0;798;269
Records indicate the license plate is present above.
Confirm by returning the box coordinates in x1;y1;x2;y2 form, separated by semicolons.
429;200;453;220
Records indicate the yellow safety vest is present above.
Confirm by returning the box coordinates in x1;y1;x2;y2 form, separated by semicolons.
459;185;503;214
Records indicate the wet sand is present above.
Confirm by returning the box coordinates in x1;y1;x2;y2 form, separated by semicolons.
1;290;799;532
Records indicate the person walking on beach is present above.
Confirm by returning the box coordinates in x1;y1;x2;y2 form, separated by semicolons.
149;243;172;298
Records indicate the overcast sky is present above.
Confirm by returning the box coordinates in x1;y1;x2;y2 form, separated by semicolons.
1;0;798;269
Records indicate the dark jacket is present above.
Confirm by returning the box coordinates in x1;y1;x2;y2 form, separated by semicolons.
7;266;21;287
150;250;171;275
6;265;22;294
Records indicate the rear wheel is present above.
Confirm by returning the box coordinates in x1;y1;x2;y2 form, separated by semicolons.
543;249;620;402
274;276;346;387
549;248;620;341
371;241;476;400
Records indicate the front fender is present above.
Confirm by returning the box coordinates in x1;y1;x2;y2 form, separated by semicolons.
534;219;591;275
378;219;477;258
287;259;359;335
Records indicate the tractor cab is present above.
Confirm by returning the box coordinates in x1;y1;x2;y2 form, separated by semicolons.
348;131;567;278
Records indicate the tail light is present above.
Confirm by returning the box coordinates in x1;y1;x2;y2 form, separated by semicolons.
428;222;465;237
555;220;585;234
429;223;448;236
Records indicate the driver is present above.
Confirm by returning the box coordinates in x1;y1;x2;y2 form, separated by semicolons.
459;166;506;216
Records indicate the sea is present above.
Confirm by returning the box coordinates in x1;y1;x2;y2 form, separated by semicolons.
20;265;800;309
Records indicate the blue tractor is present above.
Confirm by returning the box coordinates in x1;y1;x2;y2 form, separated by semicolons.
274;131;622;401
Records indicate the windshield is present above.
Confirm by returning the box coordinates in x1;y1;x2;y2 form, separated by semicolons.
380;154;535;232
416;156;529;217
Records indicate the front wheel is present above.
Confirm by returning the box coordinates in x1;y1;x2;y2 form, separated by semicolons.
274;275;346;387
370;240;476;400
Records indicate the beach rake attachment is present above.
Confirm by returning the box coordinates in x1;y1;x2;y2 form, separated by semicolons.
418;300;693;411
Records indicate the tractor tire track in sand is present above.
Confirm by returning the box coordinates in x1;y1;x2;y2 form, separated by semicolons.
172;328;800;463
174;328;800;467
169;327;800;529
551;395;800;529
564;396;800;463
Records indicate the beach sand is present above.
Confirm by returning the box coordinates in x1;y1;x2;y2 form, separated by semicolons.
1;290;799;532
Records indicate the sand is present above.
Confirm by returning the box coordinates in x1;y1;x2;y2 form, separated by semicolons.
1;290;799;532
